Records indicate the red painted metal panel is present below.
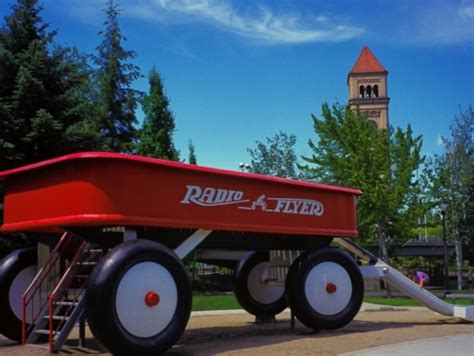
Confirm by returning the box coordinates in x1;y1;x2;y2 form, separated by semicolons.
0;153;361;237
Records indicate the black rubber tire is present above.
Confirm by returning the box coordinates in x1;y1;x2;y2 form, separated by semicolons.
0;247;37;342
285;250;311;308
286;248;364;331
85;240;192;355
234;251;287;316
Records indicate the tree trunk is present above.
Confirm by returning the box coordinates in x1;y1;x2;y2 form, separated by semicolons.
455;238;463;290
378;230;392;298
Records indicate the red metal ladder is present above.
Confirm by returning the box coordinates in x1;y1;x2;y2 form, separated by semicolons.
22;233;104;352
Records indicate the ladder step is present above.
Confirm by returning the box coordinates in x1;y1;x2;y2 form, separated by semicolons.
79;261;97;266
43;315;70;321
54;301;79;306
74;274;90;278
35;329;60;338
66;287;82;292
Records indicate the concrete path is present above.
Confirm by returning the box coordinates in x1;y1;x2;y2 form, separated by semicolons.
340;333;474;356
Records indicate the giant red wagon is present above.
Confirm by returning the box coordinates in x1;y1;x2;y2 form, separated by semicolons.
2;153;469;354
0;153;363;353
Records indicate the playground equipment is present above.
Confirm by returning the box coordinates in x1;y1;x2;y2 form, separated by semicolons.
0;152;472;354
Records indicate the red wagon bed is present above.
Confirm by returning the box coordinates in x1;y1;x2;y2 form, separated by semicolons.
0;152;360;237
0;153;365;355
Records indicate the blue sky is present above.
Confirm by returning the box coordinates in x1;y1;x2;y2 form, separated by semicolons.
1;0;473;170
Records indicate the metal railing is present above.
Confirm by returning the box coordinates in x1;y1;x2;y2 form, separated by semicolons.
47;240;92;352
21;232;72;344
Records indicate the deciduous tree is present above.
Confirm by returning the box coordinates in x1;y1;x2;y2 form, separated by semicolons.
432;106;473;289
302;103;423;260
247;132;299;178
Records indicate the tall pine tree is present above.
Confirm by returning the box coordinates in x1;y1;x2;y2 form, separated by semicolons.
0;0;100;170
188;139;197;164
95;0;140;153
137;66;179;160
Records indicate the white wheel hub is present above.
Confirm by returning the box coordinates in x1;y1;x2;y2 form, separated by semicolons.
304;261;352;316
115;261;178;338
9;265;37;323
247;262;284;304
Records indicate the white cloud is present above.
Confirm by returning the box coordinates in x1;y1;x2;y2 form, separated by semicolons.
437;134;444;146
412;1;474;45
459;2;474;19
123;0;364;45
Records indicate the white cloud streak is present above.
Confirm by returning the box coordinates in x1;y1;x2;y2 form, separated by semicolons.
412;0;474;45
49;0;474;46
124;0;364;44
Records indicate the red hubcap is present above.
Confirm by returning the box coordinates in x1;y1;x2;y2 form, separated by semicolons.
326;282;337;294
144;291;160;307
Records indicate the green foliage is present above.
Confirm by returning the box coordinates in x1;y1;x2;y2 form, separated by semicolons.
431;106;473;264
302;103;423;250
247;131;299;178
0;0;101;170
95;0;140;153
137;66;179;160
188;139;197;164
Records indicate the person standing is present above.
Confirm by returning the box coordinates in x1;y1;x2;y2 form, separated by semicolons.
409;270;429;288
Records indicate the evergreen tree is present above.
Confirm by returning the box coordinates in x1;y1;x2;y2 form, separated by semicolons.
188;139;197;164
137;66;179;160
95;0;140;153
247;132;299;178
0;0;100;170
0;0;100;256
302;103;423;258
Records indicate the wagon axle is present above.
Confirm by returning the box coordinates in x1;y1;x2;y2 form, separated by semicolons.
326;282;337;294
145;291;161;307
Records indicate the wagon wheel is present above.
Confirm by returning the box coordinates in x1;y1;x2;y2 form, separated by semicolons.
234;251;287;316
85;240;192;355
0;247;37;342
286;248;364;330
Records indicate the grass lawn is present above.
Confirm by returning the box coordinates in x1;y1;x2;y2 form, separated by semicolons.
192;294;241;311
191;294;472;311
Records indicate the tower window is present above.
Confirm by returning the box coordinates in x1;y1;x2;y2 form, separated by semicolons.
366;85;372;98
368;119;378;128
359;85;365;98
374;85;379;98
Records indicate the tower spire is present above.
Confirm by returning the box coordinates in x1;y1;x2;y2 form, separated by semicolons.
350;46;387;74
347;47;390;129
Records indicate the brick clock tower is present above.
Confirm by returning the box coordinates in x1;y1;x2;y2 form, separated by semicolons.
347;46;389;129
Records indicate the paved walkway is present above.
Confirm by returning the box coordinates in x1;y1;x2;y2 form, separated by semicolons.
341;333;474;356
1;304;472;355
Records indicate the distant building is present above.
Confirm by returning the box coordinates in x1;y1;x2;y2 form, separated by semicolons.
347;46;389;129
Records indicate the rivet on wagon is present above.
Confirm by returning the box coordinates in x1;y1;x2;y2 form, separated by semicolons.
144;291;160;307
325;282;337;294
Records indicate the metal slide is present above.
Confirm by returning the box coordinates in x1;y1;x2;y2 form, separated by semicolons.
335;238;474;321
